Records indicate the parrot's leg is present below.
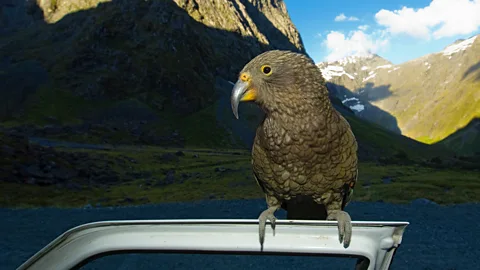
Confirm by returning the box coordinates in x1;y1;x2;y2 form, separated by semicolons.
326;203;352;248
258;195;281;251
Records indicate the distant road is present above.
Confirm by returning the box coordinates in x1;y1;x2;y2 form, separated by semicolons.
29;137;114;150
28;137;249;156
2;199;479;269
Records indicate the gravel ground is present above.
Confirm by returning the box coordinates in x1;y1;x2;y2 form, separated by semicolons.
2;199;479;270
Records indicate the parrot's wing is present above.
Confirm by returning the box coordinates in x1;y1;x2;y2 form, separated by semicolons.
253;171;266;194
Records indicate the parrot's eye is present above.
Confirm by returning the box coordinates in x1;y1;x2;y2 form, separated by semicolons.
261;65;272;76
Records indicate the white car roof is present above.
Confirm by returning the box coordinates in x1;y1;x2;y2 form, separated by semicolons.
17;219;409;270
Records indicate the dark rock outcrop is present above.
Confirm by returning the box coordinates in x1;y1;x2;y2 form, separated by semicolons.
1;0;305;118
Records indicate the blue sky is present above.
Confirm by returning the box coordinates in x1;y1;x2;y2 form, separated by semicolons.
283;0;480;64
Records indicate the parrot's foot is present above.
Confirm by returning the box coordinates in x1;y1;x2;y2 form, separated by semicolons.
258;207;278;251
327;210;352;248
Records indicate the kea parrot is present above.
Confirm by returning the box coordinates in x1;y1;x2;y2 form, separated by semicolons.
230;50;358;250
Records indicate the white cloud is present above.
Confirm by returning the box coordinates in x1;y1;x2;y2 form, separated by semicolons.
334;13;347;21
358;25;369;31
334;13;359;22
324;30;389;62
375;0;480;39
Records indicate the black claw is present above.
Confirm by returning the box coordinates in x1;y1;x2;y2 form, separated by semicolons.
259;231;265;248
260;228;265;251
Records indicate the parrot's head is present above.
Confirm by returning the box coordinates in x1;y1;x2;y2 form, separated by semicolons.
230;50;325;119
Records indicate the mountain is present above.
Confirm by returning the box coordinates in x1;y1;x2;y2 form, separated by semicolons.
0;0;463;165
0;0;305;141
316;53;393;91
317;54;403;133
437;117;480;156
318;34;480;155
0;0;305;118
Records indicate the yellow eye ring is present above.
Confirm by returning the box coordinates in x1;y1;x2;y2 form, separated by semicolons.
261;65;272;76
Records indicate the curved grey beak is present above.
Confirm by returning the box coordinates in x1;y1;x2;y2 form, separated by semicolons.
230;79;250;119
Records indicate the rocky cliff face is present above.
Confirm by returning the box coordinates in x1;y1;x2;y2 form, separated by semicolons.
173;0;304;52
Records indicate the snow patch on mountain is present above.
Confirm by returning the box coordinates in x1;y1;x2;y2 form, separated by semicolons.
342;96;364;112
376;64;392;69
342;97;359;104
319;65;355;81
329;53;376;66
361;66;369;70
442;36;477;56
363;73;376;82
350;104;365;112
387;67;401;73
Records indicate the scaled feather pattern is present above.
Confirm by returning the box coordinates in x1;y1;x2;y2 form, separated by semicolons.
230;50;358;250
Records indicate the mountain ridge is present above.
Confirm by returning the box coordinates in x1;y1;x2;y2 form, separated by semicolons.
318;33;480;155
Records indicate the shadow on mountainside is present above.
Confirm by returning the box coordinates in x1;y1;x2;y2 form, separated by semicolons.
462;61;480;81
0;0;304;148
0;0;44;36
326;82;402;134
0;1;50;120
357;82;393;102
435;117;480;157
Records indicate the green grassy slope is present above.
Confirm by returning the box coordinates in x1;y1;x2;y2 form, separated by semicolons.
368;37;479;147
344;113;450;161
2;143;478;208
436;118;480;156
